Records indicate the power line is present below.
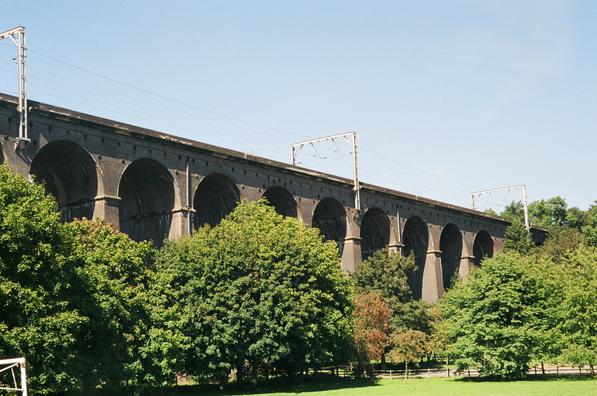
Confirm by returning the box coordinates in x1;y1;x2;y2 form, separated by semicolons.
1;43;485;204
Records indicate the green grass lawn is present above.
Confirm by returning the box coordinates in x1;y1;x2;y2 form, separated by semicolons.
197;377;597;396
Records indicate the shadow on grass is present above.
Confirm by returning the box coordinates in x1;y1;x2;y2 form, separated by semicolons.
454;374;596;383
56;376;381;396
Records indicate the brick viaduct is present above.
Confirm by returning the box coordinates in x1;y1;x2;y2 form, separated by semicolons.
0;93;545;302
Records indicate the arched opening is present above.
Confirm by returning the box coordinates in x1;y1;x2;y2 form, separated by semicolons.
402;216;428;299
194;173;239;228
440;224;463;290
313;197;346;255
360;207;390;260
30;140;98;221
262;186;297;218
473;230;494;265
119;158;174;246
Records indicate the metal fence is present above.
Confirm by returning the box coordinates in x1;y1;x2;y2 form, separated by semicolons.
372;366;594;379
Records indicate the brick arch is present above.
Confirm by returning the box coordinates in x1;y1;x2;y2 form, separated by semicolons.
312;197;347;255
30;139;102;221
473;230;494;265
193;173;240;228
262;186;297;218
118;158;175;246
402;216;429;299
440;223;463;290
360;207;390;260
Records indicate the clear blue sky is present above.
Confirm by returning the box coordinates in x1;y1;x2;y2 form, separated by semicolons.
1;1;595;210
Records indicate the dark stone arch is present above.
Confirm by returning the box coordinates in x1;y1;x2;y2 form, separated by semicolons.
30;140;98;221
0;142;4;164
402;216;428;299
440;224;463;290
262;186;297;218
193;173;240;228
119;158;174;246
473;230;494;265
360;207;390;260
313;197;347;255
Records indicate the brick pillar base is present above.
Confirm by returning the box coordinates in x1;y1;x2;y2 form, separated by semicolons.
459;255;475;280
93;195;121;230
341;237;361;273
422;250;444;303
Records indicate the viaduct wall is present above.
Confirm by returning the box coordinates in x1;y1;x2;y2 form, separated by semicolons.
0;94;544;302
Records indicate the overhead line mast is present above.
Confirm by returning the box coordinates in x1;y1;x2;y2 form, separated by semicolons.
471;184;529;229
290;131;361;211
0;26;28;142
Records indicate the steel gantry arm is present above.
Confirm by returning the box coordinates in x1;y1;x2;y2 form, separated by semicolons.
471;184;529;229
290;131;361;211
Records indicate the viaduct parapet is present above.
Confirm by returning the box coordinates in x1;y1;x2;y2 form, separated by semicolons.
0;93;546;302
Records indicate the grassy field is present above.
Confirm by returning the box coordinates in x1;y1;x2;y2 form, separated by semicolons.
61;376;597;396
197;377;597;396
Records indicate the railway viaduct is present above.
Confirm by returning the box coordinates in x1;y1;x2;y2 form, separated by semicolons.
0;93;545;302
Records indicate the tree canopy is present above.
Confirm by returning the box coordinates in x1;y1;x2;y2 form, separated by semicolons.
146;201;354;384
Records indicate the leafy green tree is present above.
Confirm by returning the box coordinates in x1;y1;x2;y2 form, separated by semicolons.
387;330;428;378
354;249;429;333
553;245;596;374
441;253;553;378
503;220;535;255
147;201;353;384
68;220;155;388
566;207;586;230
500;201;525;223
483;208;498;216
538;226;585;262
581;202;597;246
0;165;85;394
528;196;569;228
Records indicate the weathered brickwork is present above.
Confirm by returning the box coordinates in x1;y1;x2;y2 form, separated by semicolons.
0;93;545;302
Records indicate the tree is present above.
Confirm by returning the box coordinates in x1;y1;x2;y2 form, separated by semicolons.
484;208;498;216
0;165;85;394
538;226;584;262
503;220;535;255
581;202;597;246
500;201;525;223
553;245;596;374
387;330;428;378
566;207;586;230
528;196;569;228
147;201;354;384
352;291;392;377
354;249;429;333
441;253;553;379
67;220;155;388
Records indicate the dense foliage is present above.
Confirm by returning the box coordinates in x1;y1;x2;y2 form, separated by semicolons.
442;243;596;378
145;201;354;384
500;197;596;246
353;249;439;374
0;166;156;394
68;220;155;388
1;163;594;392
0;166;85;393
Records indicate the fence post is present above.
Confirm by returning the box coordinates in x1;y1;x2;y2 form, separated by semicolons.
556;365;559;375
447;367;450;377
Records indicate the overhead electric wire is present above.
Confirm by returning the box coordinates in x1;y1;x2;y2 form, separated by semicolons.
0;43;489;205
